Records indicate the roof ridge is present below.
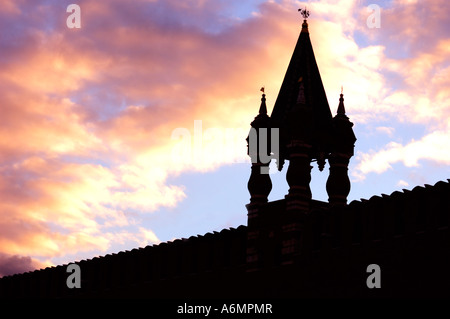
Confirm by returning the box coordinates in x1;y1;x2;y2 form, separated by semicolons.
0;225;248;279
349;178;450;206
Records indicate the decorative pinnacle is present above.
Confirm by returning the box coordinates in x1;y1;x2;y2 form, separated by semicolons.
298;7;310;19
299;7;309;33
259;87;267;115
337;91;346;116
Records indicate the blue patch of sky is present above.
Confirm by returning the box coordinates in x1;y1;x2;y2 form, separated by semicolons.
353;29;371;48
352;119;430;156
150;164;251;242
188;0;266;34
222;0;267;20
358;0;394;9
349;161;450;203
392;122;429;143
131;0;262;35
267;161;290;202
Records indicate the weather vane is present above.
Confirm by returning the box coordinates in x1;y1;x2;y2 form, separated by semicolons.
298;7;310;19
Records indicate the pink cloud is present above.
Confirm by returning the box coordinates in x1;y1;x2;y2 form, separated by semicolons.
350;0;450;180
0;253;46;278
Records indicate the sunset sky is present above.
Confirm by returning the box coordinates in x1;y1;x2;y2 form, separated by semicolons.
0;0;449;277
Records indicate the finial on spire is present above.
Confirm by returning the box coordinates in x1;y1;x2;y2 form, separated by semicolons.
298;7;310;19
299;7;309;33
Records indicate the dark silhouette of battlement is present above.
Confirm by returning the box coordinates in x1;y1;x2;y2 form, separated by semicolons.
0;179;449;298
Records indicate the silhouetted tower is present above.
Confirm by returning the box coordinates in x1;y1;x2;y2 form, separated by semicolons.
246;9;356;267
245;89;272;269
247;89;272;207
326;90;357;206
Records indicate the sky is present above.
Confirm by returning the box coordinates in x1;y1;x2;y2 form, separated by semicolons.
0;0;449;277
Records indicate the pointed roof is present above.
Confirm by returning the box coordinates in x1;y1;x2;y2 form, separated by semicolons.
337;91;346;117
270;18;333;154
331;92;357;155
258;93;267;115
250;92;270;129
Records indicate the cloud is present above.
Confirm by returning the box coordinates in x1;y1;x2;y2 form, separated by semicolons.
375;126;395;136
353;129;450;181
397;179;409;187
0;253;47;278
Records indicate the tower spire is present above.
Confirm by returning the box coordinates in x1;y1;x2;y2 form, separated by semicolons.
271;5;332;173
246;88;273;270
326;91;357;206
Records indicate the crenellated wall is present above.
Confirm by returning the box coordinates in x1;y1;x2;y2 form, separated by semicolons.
0;226;248;298
0;180;449;298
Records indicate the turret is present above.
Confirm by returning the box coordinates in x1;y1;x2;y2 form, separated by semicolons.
326;90;357;206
